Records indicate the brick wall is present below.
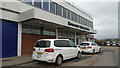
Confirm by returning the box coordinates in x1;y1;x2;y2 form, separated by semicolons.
22;33;56;55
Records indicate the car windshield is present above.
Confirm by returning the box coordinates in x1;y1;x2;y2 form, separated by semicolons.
35;40;50;48
80;43;89;46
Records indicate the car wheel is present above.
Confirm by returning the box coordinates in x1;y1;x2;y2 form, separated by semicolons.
55;56;63;66
98;48;101;53
34;60;40;63
92;49;95;55
76;52;81;59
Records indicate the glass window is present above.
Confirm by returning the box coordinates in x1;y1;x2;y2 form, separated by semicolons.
35;41;50;48
63;8;66;18
43;30;49;35
71;12;73;20
43;0;49;11
80;43;90;46
91;43;95;46
50;2;56;14
66;9;68;18
69;41;76;47
34;0;42;8
84;19;87;26
54;40;70;47
81;17;85;25
49;31;56;36
23;0;32;5
22;25;31;34
77;15;79;23
31;26;40;34
75;14;77;22
56;4;62;16
67;10;70;19
22;28;31;34
79;16;82;23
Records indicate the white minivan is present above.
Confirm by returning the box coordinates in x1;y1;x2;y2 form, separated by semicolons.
32;39;82;66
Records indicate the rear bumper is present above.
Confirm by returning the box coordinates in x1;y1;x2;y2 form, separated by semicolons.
82;49;93;53
32;52;56;63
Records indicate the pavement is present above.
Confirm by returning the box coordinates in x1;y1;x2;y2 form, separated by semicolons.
1;54;33;67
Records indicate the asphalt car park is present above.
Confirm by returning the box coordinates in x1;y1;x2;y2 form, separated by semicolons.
13;50;102;67
9;47;118;68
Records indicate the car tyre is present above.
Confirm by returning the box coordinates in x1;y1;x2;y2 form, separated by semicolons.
92;49;95;55
34;60;40;63
76;52;81;59
55;56;63;66
98;48;101;53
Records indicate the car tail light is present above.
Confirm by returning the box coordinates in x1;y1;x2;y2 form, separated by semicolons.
33;48;35;51
44;48;54;52
87;46;92;48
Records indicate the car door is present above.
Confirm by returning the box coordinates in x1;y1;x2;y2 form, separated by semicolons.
91;43;97;52
95;43;100;52
54;40;72;60
69;40;78;57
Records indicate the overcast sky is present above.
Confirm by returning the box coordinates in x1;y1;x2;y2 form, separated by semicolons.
66;0;118;40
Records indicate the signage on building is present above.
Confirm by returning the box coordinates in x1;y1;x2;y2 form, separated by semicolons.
68;22;90;31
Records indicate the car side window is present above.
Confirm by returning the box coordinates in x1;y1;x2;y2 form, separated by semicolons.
95;43;98;46
91;43;96;46
54;40;70;47
69;40;76;47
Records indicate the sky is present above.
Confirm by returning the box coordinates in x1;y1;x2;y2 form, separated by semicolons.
65;0;119;40
1;0;119;40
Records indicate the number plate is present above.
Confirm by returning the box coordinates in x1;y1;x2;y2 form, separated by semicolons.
37;52;44;58
81;47;86;49
37;55;41;58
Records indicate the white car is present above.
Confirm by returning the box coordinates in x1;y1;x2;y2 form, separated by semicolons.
32;39;82;66
79;42;101;54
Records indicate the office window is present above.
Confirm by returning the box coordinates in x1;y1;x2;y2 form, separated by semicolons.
63;8;67;18
34;0;42;8
43;0;49;11
81;17;85;25
23;0;32;5
50;2;56;14
73;13;75;21
66;9;68;18
31;26;41;34
67;10;70;19
90;22;93;28
43;30;49;35
75;14;77;22
71;12;73;20
22;25;31;34
49;31;56;36
77;15;79;23
84;19;87;26
56;4;62;16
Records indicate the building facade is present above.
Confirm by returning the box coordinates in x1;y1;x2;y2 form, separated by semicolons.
0;0;96;58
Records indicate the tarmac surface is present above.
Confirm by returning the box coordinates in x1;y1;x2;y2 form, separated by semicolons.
2;47;119;68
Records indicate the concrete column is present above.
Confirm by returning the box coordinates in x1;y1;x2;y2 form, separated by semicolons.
75;32;76;45
17;23;22;56
56;29;58;39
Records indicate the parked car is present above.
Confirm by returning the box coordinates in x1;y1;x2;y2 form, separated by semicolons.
78;42;101;54
32;39;82;66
